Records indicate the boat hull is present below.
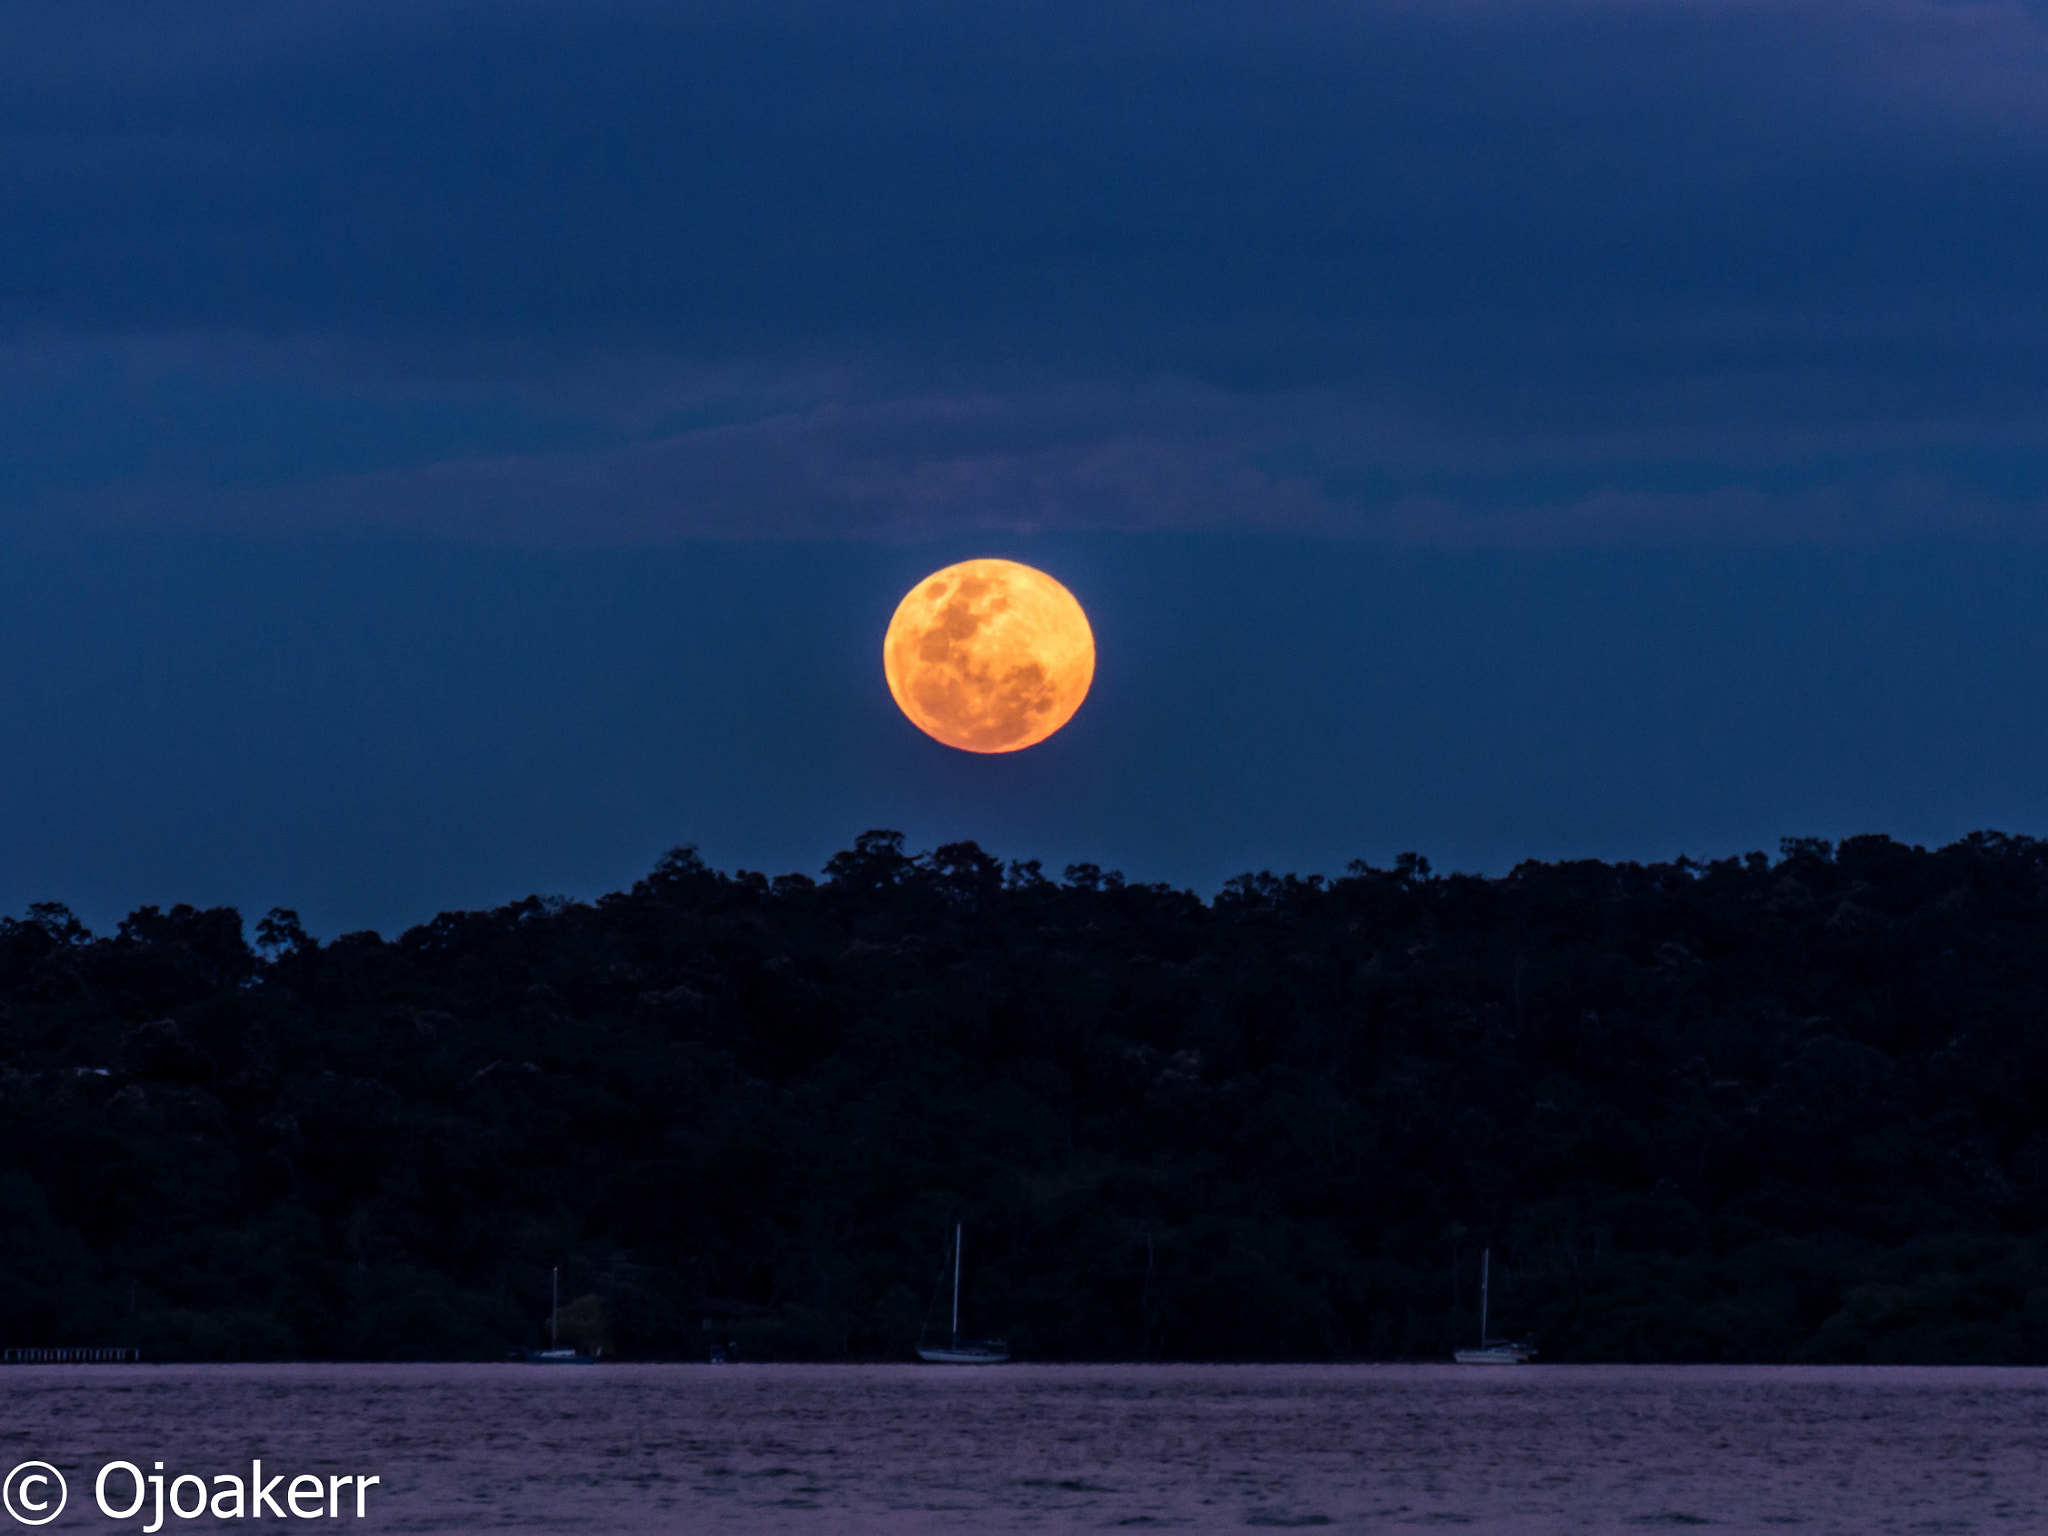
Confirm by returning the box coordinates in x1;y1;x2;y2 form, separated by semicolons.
1453;1346;1533;1365
915;1345;1009;1364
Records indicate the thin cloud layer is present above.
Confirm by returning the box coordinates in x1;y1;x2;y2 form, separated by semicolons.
5;0;2048;542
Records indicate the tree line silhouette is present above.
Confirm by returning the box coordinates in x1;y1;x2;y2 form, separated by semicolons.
6;829;2048;1362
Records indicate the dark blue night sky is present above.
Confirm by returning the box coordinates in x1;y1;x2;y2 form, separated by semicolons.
6;0;2048;934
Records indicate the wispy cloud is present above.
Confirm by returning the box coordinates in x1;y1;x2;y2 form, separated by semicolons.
13;344;2036;545
7;1;2048;543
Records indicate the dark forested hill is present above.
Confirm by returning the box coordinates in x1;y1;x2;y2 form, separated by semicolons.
6;830;2048;1363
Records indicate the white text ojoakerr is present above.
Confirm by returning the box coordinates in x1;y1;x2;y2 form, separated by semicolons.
96;1461;380;1529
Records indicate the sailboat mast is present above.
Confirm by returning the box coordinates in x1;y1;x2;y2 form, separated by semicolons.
951;1224;962;1342
1479;1248;1490;1344
551;1266;559;1348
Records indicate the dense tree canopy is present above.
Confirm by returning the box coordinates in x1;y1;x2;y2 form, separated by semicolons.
6;830;2048;1363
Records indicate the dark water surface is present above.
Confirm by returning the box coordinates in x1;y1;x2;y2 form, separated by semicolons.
4;1363;2046;1532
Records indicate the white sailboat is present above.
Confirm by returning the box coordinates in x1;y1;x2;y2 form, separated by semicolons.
916;1224;1009;1364
525;1266;599;1364
1453;1247;1534;1364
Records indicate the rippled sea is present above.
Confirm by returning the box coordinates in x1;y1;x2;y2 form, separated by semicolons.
4;1363;2047;1532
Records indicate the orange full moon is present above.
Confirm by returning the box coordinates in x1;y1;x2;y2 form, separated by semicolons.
883;559;1095;753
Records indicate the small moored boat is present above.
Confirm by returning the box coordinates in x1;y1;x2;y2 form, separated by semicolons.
1453;1247;1534;1365
916;1224;1009;1364
525;1267;601;1364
